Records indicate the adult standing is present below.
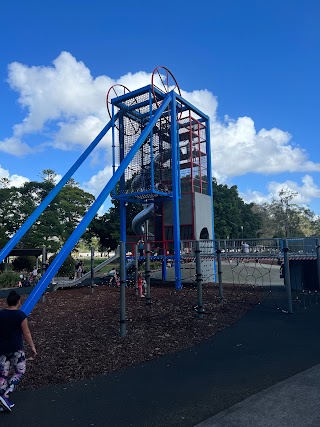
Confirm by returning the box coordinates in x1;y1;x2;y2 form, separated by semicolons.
242;241;250;254
32;266;38;280
0;290;37;412
138;238;144;257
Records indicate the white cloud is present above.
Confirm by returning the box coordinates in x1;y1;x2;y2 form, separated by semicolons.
211;116;320;181
267;175;320;204
5;52;114;153
182;89;218;121
5;51;320;177
0;165;30;187
54;116;109;151
82;165;113;197
2;51;320;211
117;71;150;91
3;54;154;156
0;137;33;156
239;189;272;205
81;166;114;216
240;175;320;206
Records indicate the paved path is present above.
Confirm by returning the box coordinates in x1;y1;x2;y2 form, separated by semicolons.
196;364;320;426
1;300;320;426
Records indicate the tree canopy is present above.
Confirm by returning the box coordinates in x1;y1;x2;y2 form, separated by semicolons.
1;171;319;258
212;179;261;239
0;170;95;252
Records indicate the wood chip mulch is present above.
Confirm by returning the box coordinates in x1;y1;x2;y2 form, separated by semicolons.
0;283;262;391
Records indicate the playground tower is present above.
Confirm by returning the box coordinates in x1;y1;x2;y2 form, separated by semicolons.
108;67;214;288
0;66;214;314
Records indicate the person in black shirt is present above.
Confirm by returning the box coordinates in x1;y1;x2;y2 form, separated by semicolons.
0;290;37;412
138;239;144;257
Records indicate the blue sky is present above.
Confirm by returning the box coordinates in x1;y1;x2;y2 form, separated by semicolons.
1;0;320;214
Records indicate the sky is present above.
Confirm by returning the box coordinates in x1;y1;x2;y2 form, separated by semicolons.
1;0;320;216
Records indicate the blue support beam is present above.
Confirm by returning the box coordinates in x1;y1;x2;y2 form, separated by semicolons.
0;116;118;264
170;92;182;291
22;94;172;315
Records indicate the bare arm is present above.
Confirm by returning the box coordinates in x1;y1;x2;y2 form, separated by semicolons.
21;318;37;357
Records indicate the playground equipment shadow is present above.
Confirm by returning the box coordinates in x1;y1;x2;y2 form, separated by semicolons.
2;298;320;426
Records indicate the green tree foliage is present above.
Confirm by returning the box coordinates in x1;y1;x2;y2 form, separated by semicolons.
2;168;319;253
87;177;143;251
252;189;319;238
106;198;143;241
0;170;95;253
0;271;20;289
12;256;36;272
88;215;118;254
48;253;76;276
212;179;261;239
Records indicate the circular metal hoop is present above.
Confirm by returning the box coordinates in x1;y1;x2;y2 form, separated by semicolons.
151;66;182;121
106;84;140;136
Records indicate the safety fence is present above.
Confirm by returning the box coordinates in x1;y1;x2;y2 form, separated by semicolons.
9;237;319;337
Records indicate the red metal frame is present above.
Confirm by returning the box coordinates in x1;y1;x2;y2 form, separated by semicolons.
151;66;182;121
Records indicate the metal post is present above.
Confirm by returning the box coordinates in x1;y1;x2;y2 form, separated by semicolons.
170;92;182;290
90;246;94;293
161;240;167;280
195;241;204;319
135;244;139;296
145;243;151;305
216;241;224;301
42;246;47;277
41;246;47;303
283;239;293;314
119;241;126;337
162;258;167;281
316;238;320;295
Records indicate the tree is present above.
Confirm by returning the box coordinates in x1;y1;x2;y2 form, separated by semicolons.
212;179;261;239
88;215;118;255
0;177;10;189
58;183;95;242
12;256;36;272
253;189;318;238
48;253;76;276
40;169;58;184
279;189;299;237
0;170;95;253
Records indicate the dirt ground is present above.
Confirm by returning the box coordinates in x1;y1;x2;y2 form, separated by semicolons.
0;282;262;391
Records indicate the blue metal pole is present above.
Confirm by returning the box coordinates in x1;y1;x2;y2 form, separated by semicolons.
170;92;182;291
112;104;116;176
22;94;172;315
162;258;167;280
0;116;117;264
148;87;155;193
205;117;213;198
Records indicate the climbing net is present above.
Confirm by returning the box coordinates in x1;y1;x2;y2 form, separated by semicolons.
179;239;291;311
219;254;288;311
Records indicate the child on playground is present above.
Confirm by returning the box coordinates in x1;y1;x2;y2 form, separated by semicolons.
137;273;145;297
109;270;120;287
0;290;37;412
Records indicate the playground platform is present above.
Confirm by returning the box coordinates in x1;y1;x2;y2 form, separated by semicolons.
1;299;320;426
